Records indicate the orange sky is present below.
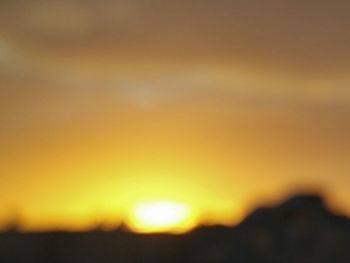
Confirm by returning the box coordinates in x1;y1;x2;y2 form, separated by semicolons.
0;0;350;232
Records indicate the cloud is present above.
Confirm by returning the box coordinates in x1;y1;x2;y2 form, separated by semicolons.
0;0;350;74
1;0;350;125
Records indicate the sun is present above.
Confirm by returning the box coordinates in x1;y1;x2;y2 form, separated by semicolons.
128;200;197;234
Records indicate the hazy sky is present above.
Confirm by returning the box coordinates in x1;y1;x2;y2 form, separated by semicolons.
0;0;350;230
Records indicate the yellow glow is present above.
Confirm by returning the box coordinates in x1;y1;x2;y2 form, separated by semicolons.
128;201;197;233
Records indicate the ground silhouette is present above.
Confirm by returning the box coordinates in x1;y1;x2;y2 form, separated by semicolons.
1;193;349;263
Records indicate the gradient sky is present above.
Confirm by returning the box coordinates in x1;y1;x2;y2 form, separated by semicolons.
0;0;350;231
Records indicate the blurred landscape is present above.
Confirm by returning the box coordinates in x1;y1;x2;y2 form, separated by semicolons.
1;1;350;262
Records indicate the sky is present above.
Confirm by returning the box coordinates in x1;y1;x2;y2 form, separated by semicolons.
0;0;350;231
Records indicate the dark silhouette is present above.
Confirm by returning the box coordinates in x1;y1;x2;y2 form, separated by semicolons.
1;193;349;263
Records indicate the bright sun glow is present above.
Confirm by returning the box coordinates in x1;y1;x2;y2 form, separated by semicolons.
128;201;196;233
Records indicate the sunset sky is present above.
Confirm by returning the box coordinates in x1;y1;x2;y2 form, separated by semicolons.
0;0;350;232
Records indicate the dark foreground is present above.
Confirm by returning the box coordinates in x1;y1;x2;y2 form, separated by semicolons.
1;194;350;263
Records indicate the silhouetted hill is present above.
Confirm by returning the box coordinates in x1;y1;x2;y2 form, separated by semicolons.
1;193;349;263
